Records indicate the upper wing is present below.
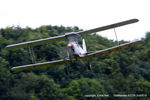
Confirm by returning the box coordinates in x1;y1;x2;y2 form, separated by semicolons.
6;19;138;50
5;34;65;50
81;40;144;59
76;19;139;35
11;59;70;71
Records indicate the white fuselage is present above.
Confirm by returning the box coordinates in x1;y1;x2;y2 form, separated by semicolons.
71;41;86;56
65;33;87;59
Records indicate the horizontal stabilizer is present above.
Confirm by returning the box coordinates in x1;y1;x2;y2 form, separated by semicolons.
76;19;139;35
6;35;65;50
11;59;70;71
82;40;144;59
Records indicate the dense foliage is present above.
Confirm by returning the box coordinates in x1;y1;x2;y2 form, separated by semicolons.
0;25;150;100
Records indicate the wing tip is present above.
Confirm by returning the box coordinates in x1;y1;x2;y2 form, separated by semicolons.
11;67;21;71
131;18;139;22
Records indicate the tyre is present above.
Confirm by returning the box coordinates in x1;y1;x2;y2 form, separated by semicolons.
87;62;92;70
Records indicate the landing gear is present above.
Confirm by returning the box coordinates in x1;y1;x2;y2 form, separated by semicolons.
64;61;74;75
87;61;92;70
64;66;70;75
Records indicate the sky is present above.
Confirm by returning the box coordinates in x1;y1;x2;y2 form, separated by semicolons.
0;0;150;41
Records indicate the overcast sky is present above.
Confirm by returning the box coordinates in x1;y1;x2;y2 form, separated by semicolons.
0;0;150;40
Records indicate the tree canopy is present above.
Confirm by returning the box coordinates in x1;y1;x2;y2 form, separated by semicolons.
0;25;150;100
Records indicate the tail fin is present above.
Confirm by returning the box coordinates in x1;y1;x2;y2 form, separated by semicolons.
82;39;87;53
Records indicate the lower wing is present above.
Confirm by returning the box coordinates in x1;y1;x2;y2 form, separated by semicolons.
11;40;144;71
11;59;70;71
81;40;144;59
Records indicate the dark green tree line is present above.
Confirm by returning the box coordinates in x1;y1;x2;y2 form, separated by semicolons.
0;26;150;100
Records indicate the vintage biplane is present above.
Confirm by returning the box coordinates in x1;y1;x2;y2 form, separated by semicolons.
6;19;144;74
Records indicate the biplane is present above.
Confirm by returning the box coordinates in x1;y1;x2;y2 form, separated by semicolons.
6;19;144;74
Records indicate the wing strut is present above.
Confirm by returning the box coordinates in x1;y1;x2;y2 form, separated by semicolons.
28;46;36;64
114;28;120;45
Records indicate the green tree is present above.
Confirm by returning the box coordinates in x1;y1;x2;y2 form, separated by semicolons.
63;78;106;100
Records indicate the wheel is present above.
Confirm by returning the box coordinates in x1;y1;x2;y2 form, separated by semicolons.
87;61;92;70
64;67;69;75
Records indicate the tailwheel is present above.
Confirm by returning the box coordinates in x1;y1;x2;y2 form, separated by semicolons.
64;66;70;75
87;61;92;70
